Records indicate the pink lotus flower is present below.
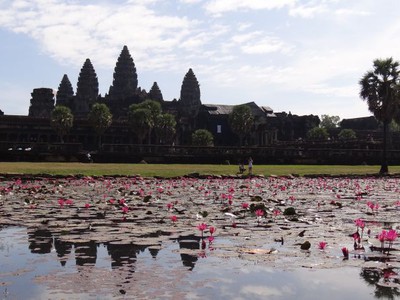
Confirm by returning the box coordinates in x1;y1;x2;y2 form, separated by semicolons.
255;209;264;217
208;236;215;244
108;199;115;204
209;226;216;235
58;199;65;208
197;223;207;237
167;202;174;210
170;215;178;222
84;203;90;209
121;206;129;214
242;203;249;210
354;218;365;229
386;229;398;242
273;209;281;217
197;223;207;232
65;199;73;205
378;230;387;243
318;241;327;250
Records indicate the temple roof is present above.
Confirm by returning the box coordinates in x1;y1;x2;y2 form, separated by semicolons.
202;102;276;118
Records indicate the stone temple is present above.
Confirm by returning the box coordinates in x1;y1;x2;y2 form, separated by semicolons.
0;45;383;163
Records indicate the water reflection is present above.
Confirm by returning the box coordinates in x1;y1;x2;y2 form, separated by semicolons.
361;267;400;299
178;236;200;270
2;226;400;299
54;239;72;266
28;228;52;254
75;241;97;266
106;243;139;269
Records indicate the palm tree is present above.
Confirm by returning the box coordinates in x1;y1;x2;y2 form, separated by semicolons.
129;100;161;144
87;103;112;149
50;105;74;143
192;129;214;146
229;104;254;146
359;57;400;174
127;107;152;144
154;113;176;144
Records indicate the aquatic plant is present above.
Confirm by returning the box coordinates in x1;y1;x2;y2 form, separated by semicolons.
318;241;327;250
197;223;207;238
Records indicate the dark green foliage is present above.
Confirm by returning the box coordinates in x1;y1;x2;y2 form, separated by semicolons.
200;211;208;218
338;129;356;140
128;100;162;144
229;105;253;146
250;195;262;202
320;115;340;129
155;113;176;144
50;105;74;143
283;207;296;215
192;129;213;146
359;57;400;174
306;127;328;141
88;103;112;148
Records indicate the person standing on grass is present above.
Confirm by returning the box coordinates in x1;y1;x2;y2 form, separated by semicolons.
248;157;253;175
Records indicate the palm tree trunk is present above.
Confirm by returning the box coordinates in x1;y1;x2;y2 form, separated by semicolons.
380;121;389;174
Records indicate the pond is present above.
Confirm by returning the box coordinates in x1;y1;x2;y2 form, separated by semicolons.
1;175;400;299
1;226;395;300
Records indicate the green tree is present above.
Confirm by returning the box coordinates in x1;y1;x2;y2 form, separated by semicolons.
192;129;214;146
338;129;356;140
87;103;112;148
306;127;329;141
50;105;73;143
129;99;161;144
320;115;340;129
229;104;254;146
155;113;176;144
128;107;152;144
359;57;400;174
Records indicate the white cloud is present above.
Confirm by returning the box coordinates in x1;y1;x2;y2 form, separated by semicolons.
288;3;326;18
204;0;296;15
180;0;203;3
241;36;292;55
0;0;195;70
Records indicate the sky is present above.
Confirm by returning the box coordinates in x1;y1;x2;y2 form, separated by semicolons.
0;0;399;120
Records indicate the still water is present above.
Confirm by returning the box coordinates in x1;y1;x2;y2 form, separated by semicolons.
0;226;396;299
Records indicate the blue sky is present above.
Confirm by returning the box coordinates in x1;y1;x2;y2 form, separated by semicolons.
0;0;399;119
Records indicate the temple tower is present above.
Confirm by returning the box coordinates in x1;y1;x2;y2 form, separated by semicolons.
56;74;74;109
108;45;138;101
177;68;201;144
75;59;99;118
149;82;163;102
28;88;55;118
179;68;201;117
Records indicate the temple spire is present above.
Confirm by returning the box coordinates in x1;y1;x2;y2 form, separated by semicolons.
56;74;74;108
179;68;201;117
75;58;99;117
108;45;138;101
149;82;163;102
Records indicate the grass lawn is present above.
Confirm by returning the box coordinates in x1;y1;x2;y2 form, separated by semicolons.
1;162;400;177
